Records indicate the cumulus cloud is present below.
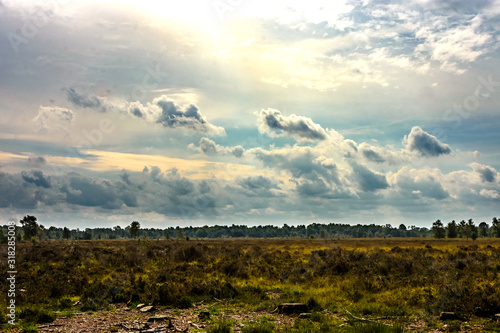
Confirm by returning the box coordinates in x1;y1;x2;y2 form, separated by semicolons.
350;162;389;192
470;162;497;183
389;167;450;200
33;106;74;132
188;137;244;157
21;170;52;188
256;108;328;141
237;175;283;197
479;189;500;199
404;126;451;157
128;96;226;136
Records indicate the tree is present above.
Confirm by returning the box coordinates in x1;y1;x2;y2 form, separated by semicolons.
446;220;458;238
464;219;475;240
176;227;185;240
492;217;500;238
129;221;140;239
478;222;489;238
62;227;71;239
399;224;407;231
432;219;446;239
458;220;467;238
468;219;478;241
20;215;39;240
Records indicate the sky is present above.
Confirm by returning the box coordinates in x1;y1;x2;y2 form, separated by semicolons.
0;0;499;229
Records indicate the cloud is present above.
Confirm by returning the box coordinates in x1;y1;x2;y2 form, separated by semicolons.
63;88;102;109
389;167;450;200
27;156;47;166
350;162;389;192
236;175;282;197
404;126;451;157
127;96;226;136
188;137;244;157
256;108;328;141
32;106;75;132
479;189;500;199
470;162;497;183
21;170;52;188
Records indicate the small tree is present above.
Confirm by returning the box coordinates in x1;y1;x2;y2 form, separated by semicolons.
20;215;39;240
446;220;458;238
432;219;446;239
129;221;140;239
478;222;489;238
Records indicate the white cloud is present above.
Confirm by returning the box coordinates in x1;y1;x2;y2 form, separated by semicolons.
33;106;75;133
480;188;500;199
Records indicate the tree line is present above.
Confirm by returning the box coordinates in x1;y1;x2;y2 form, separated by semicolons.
1;215;499;243
431;218;500;240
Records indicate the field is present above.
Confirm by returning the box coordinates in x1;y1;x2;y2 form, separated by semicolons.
2;238;500;332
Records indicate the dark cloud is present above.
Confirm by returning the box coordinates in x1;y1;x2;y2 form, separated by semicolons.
470;163;497;183
155;96;225;135
62;173;128;209
0;172;43;208
351;162;389;192
405;126;451;157
360;144;386;163
125;96;226;136
63;87;102;109
21;170;51;188
237;175;281;197
257;108;328;141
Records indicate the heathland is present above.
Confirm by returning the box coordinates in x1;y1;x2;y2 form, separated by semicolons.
1;237;500;332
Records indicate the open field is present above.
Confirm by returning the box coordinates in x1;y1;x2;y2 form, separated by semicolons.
2;238;500;332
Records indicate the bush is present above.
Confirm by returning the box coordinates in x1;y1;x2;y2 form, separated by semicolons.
19;305;56;324
58;296;73;309
174;296;193;309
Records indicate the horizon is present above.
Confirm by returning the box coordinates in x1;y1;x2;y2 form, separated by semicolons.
1;1;499;229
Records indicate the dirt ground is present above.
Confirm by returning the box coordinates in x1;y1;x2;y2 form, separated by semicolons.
26;304;496;333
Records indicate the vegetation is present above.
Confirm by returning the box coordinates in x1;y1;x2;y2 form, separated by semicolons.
1;237;500;331
2;216;499;244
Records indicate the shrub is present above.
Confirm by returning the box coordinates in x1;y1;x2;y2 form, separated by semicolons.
19;305;56;324
58;296;73;309
174;296;193;309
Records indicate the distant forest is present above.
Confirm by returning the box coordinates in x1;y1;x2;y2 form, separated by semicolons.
1;215;500;242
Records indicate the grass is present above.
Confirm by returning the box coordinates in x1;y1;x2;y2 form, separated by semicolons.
1;237;500;330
